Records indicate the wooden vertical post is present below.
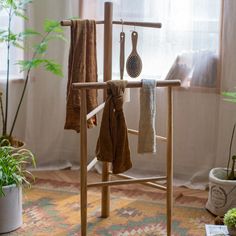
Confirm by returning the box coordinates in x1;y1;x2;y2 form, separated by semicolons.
101;1;113;218
80;89;88;236
166;87;173;236
78;0;84;18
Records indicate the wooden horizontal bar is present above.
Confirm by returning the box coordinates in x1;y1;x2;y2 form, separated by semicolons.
128;128;167;142
113;21;162;28
87;103;105;120
73;80;181;90
87;176;165;188
60;20;161;29
109;172;167;191
60;20;104;26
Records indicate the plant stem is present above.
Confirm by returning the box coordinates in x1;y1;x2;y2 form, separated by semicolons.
0;96;5;133
3;6;13;136
227;123;236;178
9;32;50;137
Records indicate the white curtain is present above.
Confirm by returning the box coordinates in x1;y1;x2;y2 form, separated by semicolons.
83;0;221;86
83;0;222;189
24;0;100;169
21;0;236;190
0;6;24;78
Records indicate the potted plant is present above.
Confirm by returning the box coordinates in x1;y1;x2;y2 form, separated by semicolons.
0;0;65;147
0;144;35;233
224;208;236;235
206;91;236;216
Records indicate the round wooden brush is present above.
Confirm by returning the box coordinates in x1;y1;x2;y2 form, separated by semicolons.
126;31;142;78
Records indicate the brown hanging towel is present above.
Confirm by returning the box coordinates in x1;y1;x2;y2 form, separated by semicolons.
96;80;132;174
64;20;98;132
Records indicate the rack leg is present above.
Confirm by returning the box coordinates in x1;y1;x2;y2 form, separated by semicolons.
101;162;110;217
166;87;173;236
80;89;87;236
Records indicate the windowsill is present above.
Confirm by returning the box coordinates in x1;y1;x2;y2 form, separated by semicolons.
0;77;24;84
175;86;220;94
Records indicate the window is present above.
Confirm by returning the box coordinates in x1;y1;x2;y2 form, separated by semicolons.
0;7;24;79
83;0;222;88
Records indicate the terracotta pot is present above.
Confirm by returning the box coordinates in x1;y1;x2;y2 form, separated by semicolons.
11;138;25;151
0;185;22;233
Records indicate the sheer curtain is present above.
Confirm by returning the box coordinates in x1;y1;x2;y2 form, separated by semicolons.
22;0;226;189
83;0;221;87
24;0;100;169
0;7;24;79
83;0;222;189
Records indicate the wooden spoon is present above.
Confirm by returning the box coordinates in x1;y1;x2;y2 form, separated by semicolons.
126;31;142;78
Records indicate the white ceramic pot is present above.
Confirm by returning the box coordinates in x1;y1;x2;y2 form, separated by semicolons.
206;168;236;216
0;185;22;233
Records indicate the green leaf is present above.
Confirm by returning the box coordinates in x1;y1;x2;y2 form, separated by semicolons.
12;41;24;49
222;91;236;103
15;10;28;20
223;98;236;103
46;34;67;42
22;28;41;37
44;20;63;33
222;92;236;98
17;58;46;71
19;0;33;7
6;0;17;8
34;41;48;54
44;60;63;77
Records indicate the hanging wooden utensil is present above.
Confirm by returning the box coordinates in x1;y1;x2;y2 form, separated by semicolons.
120;31;125;80
126;31;142;78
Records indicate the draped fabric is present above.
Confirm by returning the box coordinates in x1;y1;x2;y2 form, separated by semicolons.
64;20;98;132
96;80;132;174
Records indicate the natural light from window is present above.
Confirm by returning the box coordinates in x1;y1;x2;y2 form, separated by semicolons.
0;6;24;80
83;0;222;88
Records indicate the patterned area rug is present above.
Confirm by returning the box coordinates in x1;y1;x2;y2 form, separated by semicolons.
6;179;214;236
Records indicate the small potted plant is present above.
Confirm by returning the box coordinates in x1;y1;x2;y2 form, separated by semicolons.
0;144;35;233
206;91;236;216
224;208;236;235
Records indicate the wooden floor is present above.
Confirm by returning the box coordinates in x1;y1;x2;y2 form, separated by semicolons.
32;170;208;199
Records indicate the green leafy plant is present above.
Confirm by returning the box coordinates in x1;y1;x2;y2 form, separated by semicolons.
0;144;36;197
222;91;236;180
224;208;236;228
0;0;65;144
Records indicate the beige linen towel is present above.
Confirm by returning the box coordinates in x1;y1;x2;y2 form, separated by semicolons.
96;80;132;174
138;79;157;153
64;20;98;132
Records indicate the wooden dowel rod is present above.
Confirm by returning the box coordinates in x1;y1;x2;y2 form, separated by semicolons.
60;20;161;29
101;1;113;218
87;157;98;172
128;128;167;142
113;21;162;28
73;80;181;89
60;20;104;26
86;103;105;121
87;177;165;188
166;87;173;236
109;172;167;191
80;90;87;236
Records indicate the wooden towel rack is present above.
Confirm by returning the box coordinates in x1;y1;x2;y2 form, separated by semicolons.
61;2;181;236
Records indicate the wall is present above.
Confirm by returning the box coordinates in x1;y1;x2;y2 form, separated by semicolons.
216;0;236;167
